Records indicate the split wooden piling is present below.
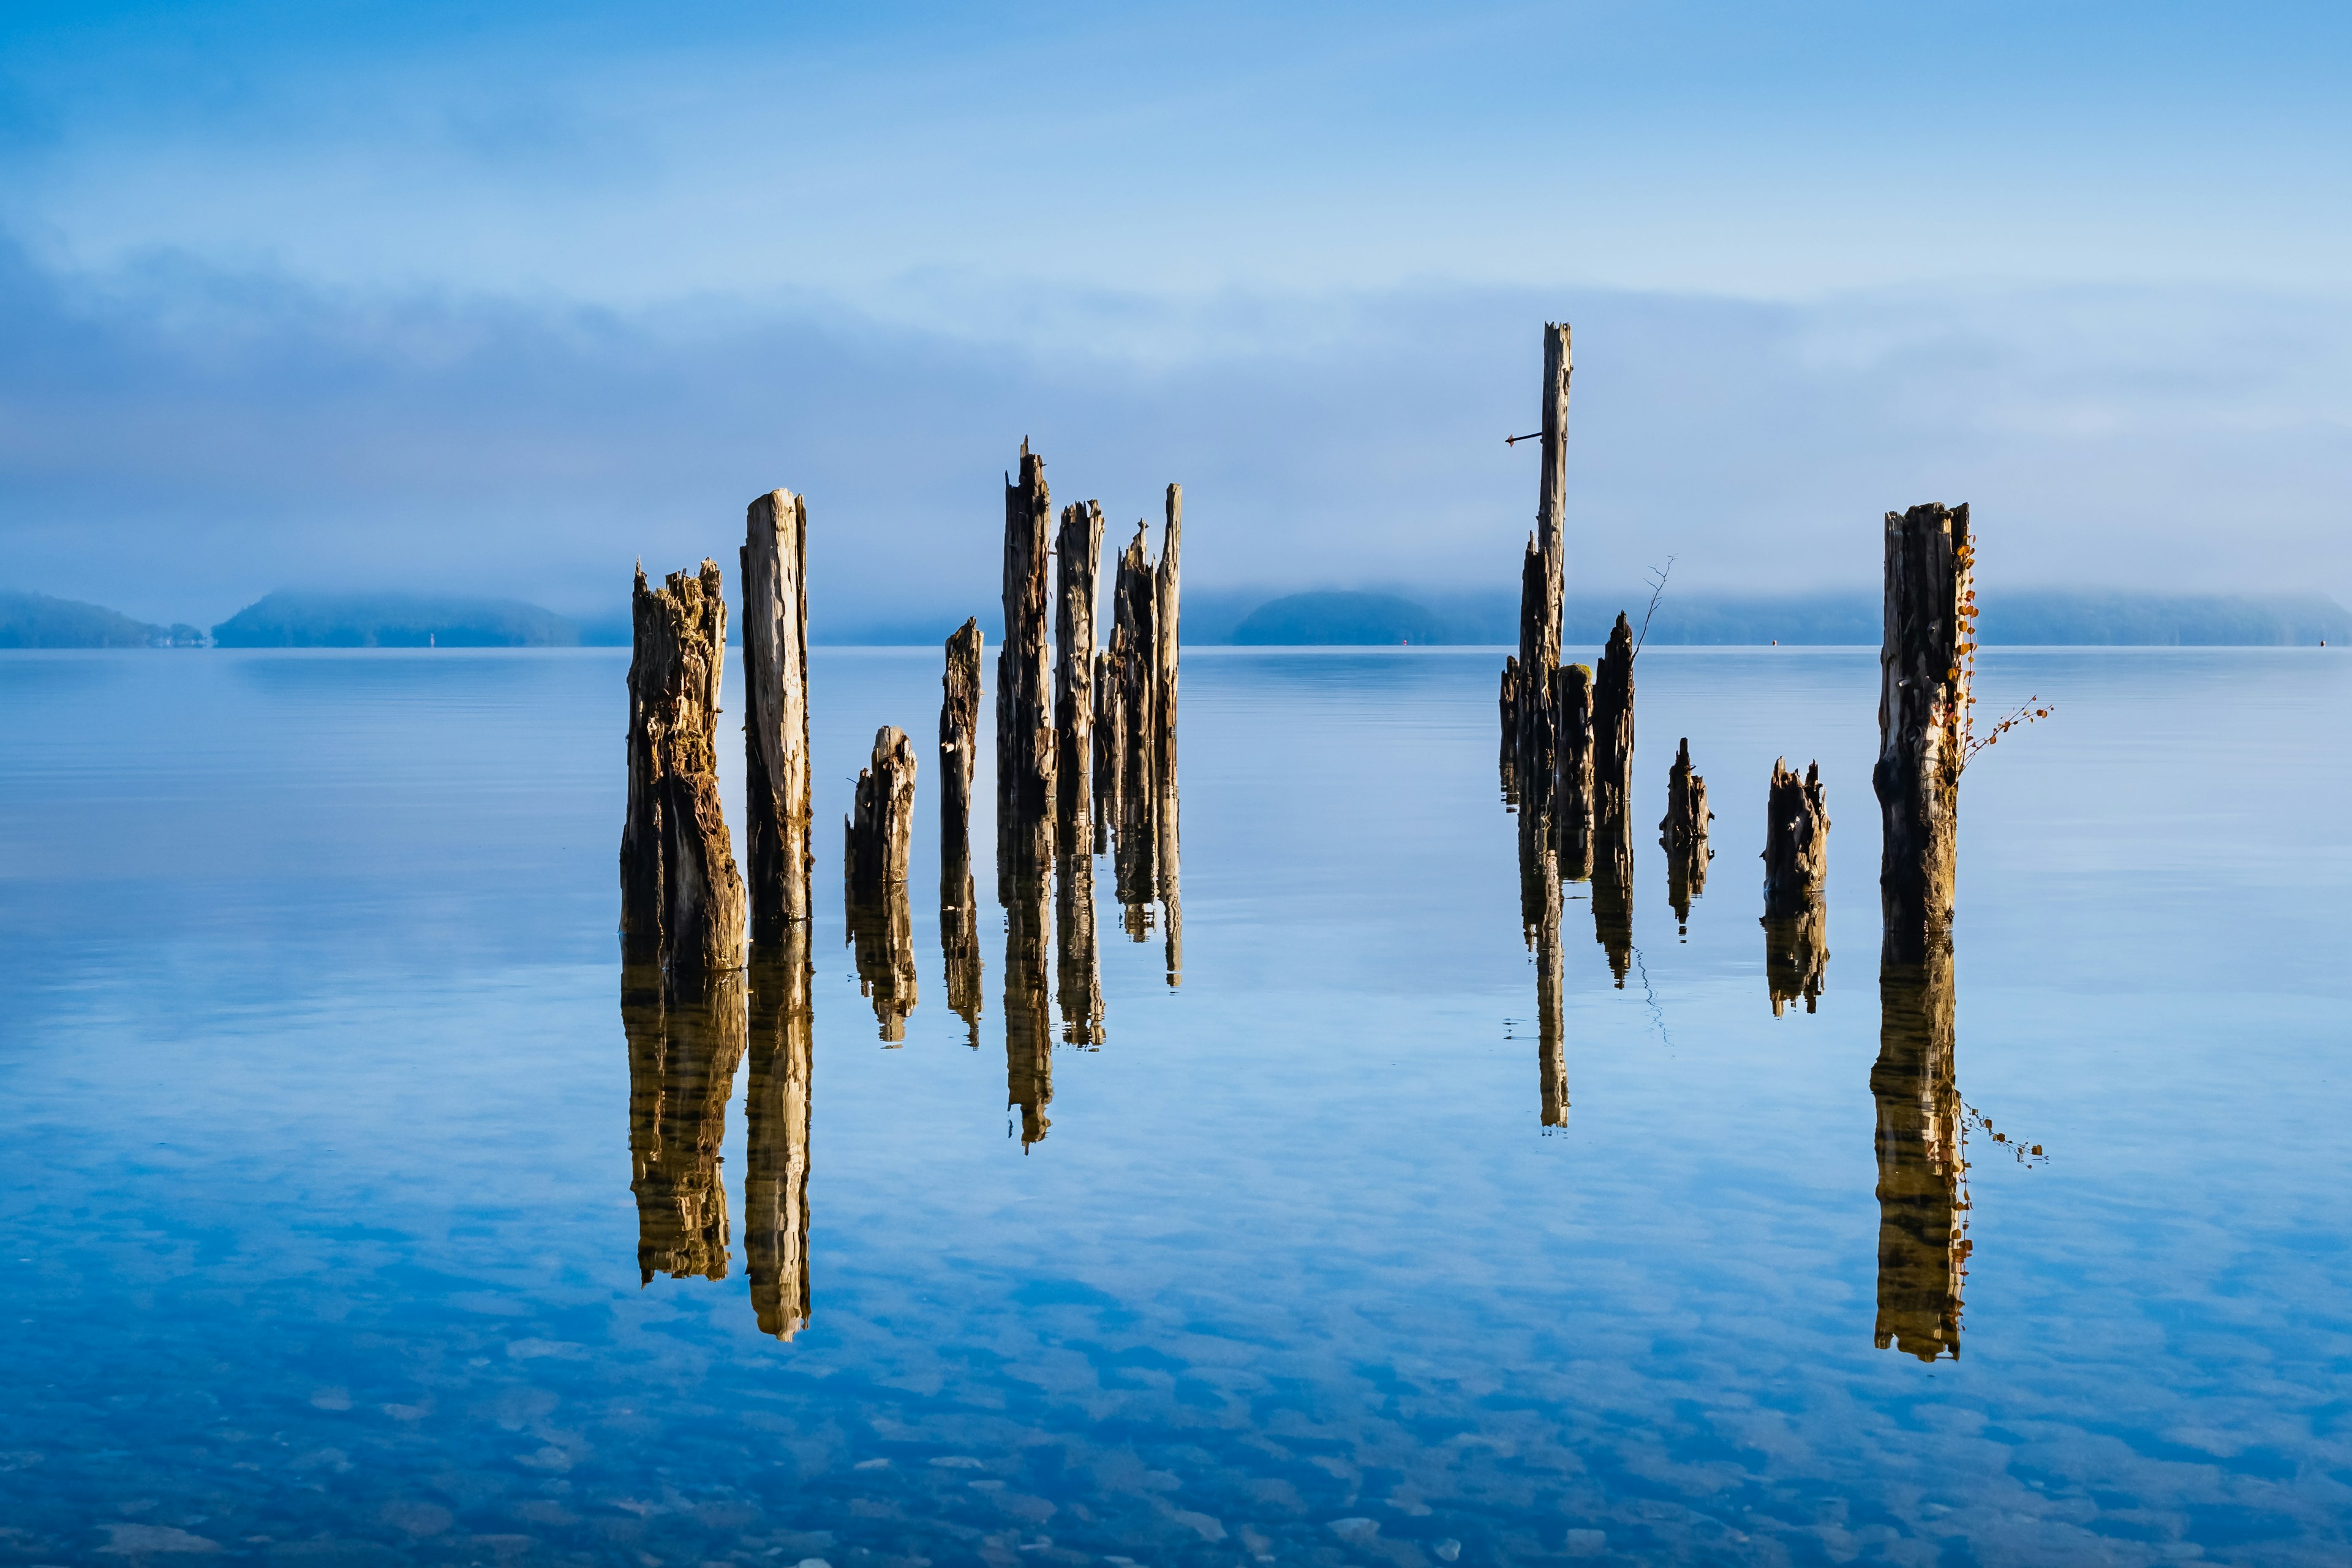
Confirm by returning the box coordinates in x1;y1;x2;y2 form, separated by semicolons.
997;443;1057;838
742;491;812;941
1055;502;1104;832
1875;502;1972;960
620;560;745;977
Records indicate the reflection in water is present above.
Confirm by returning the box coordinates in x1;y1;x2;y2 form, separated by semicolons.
1518;802;1568;1128
744;942;813;1340
1003;843;1054;1147
845;878;918;1043
1155;758;1183;989
1591;803;1634;986
1763;908;1830;1015
1057;850;1104;1046
622;959;748;1284
940;835;983;1047
1873;935;1967;1360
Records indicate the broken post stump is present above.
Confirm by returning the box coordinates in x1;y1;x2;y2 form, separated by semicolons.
1875;502;1973;962
742;490;812;942
1498;658;1521;803
845;726;919;1042
1552;662;1594;880
940;618;984;853
620;560;745;977
1660;736;1711;927
1762;758;1828;918
1055;500;1104;834
997;442;1057;837
1593;611;1635;818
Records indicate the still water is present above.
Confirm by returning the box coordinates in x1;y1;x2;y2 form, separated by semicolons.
1;646;2347;1566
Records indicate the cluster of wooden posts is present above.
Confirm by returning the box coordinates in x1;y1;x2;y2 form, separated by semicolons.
1502;322;1977;1361
614;446;1186;1324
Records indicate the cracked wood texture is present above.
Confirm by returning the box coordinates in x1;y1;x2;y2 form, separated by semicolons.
1762;757;1829;919
1593;612;1635;819
742;489;812;941
620;559;745;977
939;618;984;853
1055;500;1104;832
1875;502;1973;961
997;442;1056;836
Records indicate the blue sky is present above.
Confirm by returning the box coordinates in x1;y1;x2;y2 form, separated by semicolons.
2;1;2347;624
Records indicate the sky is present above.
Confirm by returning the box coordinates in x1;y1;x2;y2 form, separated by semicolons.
1;0;2347;627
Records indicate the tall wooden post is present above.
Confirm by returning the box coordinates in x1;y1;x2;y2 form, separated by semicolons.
1508;323;1571;788
620;560;745;977
742;491;811;942
1055;501;1104;832
1153;483;1182;772
939;621;984;1047
1875;502;1972;961
997;442;1057;840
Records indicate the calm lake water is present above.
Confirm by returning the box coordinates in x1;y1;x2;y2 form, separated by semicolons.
2;646;2348;1566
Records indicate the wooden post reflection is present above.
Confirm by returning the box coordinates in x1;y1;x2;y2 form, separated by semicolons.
1003;821;1054;1147
1873;932;1966;1360
1591;801;1634;987
622;959;747;1284
1518;802;1567;1128
744;938;813;1340
1056;846;1104;1046
1762;907;1829;1015
941;833;983;1047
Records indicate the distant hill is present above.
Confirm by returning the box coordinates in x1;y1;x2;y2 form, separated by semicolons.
0;590;205;648
213;592;582;648
1232;591;1454;645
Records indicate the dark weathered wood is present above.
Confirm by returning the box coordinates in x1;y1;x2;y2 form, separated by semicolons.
1660;736;1711;927
623;962;746;1284
1593;611;1635;817
1875;502;1972;961
940;831;982;1048
744;937;812;1339
1551;662;1593;880
1763;906;1829;1016
1592;816;1633;987
1054;500;1104;832
845;726;917;897
620;560;745;976
1056;848;1104;1045
1497;658;1521;804
1518;789;1566;1129
1004;856;1052;1148
742;491;812;941
997;441;1057;832
1091;644;1121;851
1873;939;1963;1360
845;726;918;1042
940;617;984;855
1762;757;1829;918
1153;483;1182;772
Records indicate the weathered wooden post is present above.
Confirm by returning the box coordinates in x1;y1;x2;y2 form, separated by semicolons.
845;727;918;1041
1497;660;1521;804
1551;662;1594;881
1055;502;1104;834
1874;942;1964;1360
997;442;1057;856
1091;644;1122;852
1660;737;1711;929
1875;502;1972;960
1762;758;1828;918
1153;483;1182;772
1761;756;1830;1014
620;560;745;976
744;934;813;1340
1593;612;1635;816
742;491;811;942
940;619;984;853
1506;323;1572;790
623;962;747;1284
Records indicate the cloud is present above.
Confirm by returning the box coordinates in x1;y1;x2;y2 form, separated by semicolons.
1;238;2346;627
